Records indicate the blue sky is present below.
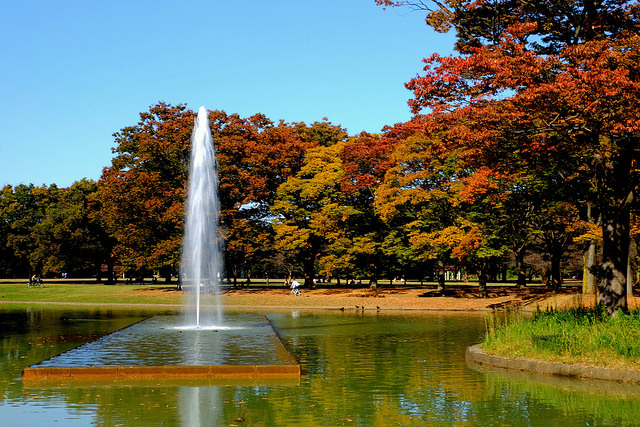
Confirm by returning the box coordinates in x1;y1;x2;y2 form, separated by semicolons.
0;0;454;188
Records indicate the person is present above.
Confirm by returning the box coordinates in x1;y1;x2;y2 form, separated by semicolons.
290;278;301;296
28;274;42;288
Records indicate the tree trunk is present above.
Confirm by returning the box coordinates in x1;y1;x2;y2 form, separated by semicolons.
584;241;597;294
478;266;488;298
595;145;633;315
550;248;562;290
515;249;527;288
303;258;315;288
598;207;630;314
583;203;597;294
436;259;445;292
627;250;633;300
160;265;172;283
104;259;115;285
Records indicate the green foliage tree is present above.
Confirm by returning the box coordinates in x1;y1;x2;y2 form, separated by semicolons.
32;179;112;278
0;184;52;277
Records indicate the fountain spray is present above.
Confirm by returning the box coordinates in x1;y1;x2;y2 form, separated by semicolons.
182;106;223;327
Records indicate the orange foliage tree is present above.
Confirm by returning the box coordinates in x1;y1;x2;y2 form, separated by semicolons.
98;102;192;280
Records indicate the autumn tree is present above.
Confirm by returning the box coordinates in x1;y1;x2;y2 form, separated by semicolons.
98;102;192;280
340;131;401;283
376;120;463;291
271;124;397;287
214;114;347;282
272;142;354;286
99;102;346;283
379;0;640;313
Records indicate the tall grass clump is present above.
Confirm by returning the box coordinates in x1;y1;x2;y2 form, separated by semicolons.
483;306;640;370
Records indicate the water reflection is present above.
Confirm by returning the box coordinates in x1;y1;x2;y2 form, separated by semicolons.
2;306;640;425
179;386;221;427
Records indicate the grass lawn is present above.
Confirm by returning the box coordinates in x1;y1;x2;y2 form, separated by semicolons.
0;282;183;305
483;306;640;371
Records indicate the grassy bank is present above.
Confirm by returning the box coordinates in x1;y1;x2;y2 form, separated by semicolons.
483;307;640;371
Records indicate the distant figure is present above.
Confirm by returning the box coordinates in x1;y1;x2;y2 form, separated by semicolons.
28;274;42;288
290;278;301;296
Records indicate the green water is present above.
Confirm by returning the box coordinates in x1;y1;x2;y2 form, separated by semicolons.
2;305;640;426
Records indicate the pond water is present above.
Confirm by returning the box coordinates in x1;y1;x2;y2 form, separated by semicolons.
2;305;640;426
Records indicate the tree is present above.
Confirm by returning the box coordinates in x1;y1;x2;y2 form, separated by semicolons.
32;179;111;278
271;129;396;287
375;120;463;291
272;142;354;286
379;0;640;314
0;184;52;277
98;102;192;280
534;202;585;289
214;114;347;282
99;102;346;283
340;131;401;283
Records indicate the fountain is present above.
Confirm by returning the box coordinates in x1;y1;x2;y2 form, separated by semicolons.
21;106;300;382
181;106;223;328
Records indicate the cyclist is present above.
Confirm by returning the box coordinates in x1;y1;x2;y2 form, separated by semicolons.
290;278;301;296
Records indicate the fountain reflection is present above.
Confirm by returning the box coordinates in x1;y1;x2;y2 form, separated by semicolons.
179;384;221;426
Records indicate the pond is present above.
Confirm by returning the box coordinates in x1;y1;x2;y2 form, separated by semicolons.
2;305;640;426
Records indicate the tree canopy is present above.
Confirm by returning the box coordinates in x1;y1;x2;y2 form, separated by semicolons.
2;2;639;317
377;0;640;313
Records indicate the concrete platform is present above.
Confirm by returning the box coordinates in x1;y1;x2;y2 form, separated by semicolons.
22;314;300;382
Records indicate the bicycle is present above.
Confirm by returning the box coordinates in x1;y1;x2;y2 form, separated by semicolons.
289;279;301;296
27;278;43;288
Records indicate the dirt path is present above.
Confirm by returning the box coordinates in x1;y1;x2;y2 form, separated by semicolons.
220;286;633;311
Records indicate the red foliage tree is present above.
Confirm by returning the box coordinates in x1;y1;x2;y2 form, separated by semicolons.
379;0;640;313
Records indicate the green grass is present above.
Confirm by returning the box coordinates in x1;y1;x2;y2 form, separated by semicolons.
0;283;183;305
483;306;640;370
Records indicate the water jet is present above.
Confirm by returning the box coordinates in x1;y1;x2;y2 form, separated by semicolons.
181;106;223;329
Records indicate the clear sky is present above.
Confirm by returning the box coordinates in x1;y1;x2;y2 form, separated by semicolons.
0;0;454;188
